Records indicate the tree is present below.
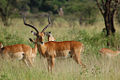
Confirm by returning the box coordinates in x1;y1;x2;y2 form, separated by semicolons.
64;0;97;24
41;0;67;13
29;0;43;13
0;0;12;26
0;0;29;26
95;0;120;36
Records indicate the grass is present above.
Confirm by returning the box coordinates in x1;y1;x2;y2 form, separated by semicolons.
0;17;120;80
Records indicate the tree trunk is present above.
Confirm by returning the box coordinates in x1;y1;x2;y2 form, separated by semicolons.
104;14;115;36
95;0;119;47
0;7;9;26
1;14;9;26
104;12;116;46
103;1;116;36
110;13;115;34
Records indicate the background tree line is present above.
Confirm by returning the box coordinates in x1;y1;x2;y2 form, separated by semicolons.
0;0;120;26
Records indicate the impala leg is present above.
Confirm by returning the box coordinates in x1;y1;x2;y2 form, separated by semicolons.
28;57;34;67
47;57;55;73
26;51;34;67
78;59;86;68
73;53;86;68
38;49;42;59
2;53;10;59
51;57;55;72
31;57;35;65
22;54;32;67
23;59;30;67
47;58;51;72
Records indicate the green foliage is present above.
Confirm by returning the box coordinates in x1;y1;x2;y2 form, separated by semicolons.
18;0;30;11
40;0;66;13
0;27;29;46
0;0;102;25
0;0;120;26
0;0;7;9
0;0;29;26
29;0;43;13
63;0;98;24
80;30;120;47
0;73;10;80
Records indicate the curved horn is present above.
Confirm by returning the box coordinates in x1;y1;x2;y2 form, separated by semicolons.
23;16;39;34
41;15;51;32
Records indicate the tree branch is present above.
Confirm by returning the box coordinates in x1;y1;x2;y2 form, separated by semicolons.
101;0;106;10
101;0;105;5
112;0;119;14
95;0;104;15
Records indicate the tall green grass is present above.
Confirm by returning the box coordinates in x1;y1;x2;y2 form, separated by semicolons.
0;18;120;80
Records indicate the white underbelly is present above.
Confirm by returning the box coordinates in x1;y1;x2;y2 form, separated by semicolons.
10;52;24;60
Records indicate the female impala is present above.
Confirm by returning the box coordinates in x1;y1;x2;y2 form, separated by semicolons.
23;15;85;72
0;42;37;67
45;32;55;41
99;48;120;58
0;44;33;66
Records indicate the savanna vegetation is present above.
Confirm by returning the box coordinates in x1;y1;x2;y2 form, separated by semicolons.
0;0;120;80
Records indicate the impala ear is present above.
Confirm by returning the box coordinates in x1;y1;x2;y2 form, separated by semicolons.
0;44;3;48
29;38;34;43
0;42;3;48
31;31;38;36
44;31;51;36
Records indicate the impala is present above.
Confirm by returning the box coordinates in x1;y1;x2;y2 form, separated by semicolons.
45;32;55;41
0;42;37;67
23;15;85;72
0;44;32;66
99;48;120;58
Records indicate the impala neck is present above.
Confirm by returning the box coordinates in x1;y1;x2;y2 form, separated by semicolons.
34;44;37;54
37;41;47;57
